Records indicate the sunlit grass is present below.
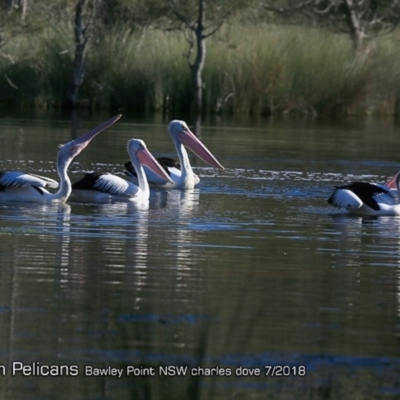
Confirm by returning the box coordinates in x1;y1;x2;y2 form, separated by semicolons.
363;33;400;115
204;24;371;115
0;20;399;116
83;27;192;114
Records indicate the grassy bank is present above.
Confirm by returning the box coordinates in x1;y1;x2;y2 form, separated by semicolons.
0;21;399;116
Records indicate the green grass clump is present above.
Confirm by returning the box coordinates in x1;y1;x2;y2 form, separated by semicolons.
204;24;370;115
0;18;399;116
363;34;400;115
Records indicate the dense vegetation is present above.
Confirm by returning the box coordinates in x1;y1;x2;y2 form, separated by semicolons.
1;0;400;117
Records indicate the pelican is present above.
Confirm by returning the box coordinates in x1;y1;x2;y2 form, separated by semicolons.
328;173;400;216
124;120;224;189
71;139;173;203
0;115;122;203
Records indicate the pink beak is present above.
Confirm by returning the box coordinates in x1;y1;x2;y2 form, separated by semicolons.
178;128;224;169
71;114;122;157
385;170;400;189
137;147;174;184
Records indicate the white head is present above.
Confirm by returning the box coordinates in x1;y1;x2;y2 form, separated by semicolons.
168;120;190;139
167;120;224;169
51;114;122;202
127;139;173;184
58;114;122;168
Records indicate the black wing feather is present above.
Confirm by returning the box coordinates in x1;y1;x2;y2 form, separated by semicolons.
72;172;103;191
328;182;390;211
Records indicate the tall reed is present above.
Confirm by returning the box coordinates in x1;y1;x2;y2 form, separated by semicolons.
0;20;398;116
363;34;400;115
204;24;370;115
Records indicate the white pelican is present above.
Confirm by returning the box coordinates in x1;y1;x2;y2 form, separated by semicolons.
0;115;122;203
328;173;400;216
71;139;173;203
124;120;224;189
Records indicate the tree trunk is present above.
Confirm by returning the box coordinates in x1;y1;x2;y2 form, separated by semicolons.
341;0;364;52
192;113;202;137
63;0;88;109
19;0;27;22
191;0;206;118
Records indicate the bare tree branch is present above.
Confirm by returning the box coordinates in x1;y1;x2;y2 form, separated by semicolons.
261;0;400;51
5;73;18;90
204;19;225;38
168;0;196;30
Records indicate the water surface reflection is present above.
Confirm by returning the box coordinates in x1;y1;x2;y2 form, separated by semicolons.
0;116;399;399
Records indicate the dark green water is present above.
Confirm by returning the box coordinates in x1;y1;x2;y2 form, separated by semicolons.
0;114;399;399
